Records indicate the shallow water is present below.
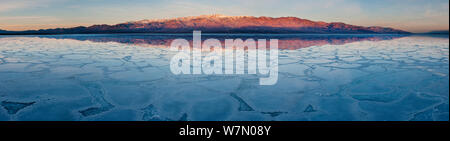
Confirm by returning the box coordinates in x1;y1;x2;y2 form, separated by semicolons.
0;34;448;121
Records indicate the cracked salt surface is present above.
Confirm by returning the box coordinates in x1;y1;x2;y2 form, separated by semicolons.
1;101;35;114
0;34;448;121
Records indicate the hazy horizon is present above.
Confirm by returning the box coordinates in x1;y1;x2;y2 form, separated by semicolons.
1;0;449;33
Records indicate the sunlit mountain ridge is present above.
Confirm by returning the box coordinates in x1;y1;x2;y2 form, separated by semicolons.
0;14;410;34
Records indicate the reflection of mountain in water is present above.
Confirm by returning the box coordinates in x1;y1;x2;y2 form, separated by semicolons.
35;34;408;50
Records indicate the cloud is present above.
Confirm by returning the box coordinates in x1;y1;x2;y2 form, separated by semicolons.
0;16;50;20
0;1;30;12
0;0;61;13
424;3;449;18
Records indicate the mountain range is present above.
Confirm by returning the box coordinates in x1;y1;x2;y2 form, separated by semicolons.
0;14;410;34
425;30;449;34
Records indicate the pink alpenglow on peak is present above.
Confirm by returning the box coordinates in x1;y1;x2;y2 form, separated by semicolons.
0;15;410;34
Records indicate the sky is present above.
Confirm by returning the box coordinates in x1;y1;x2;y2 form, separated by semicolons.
0;0;448;33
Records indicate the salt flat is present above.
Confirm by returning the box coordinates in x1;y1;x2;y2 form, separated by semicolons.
0;34;448;121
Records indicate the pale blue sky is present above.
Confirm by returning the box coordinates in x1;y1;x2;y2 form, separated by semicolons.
0;0;448;32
